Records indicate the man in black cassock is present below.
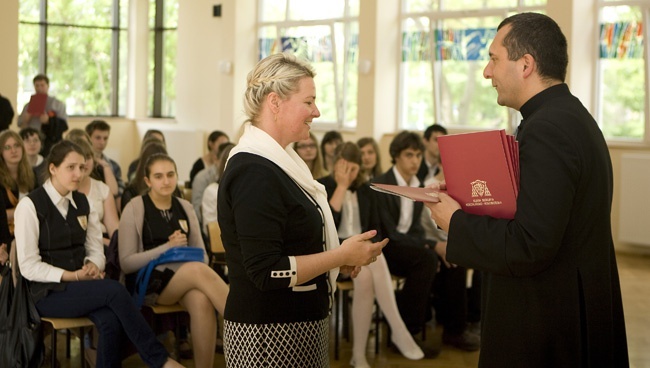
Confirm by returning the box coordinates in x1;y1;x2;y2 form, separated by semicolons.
426;13;629;368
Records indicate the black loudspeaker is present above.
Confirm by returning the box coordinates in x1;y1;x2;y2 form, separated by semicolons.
213;4;222;17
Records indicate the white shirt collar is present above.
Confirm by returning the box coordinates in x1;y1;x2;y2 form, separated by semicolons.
43;179;77;209
392;166;420;188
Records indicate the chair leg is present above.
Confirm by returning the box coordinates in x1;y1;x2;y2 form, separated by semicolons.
174;314;181;362
66;329;71;358
80;327;86;368
374;302;380;354
334;289;340;360
342;290;350;342
51;328;57;368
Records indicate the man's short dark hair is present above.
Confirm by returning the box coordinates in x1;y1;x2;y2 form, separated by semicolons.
33;74;50;85
389;131;424;164
85;120;111;135
19;127;43;141
498;12;568;83
423;124;448;140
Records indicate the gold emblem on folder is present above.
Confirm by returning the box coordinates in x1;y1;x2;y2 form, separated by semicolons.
471;180;492;198
179;219;188;233
77;215;88;230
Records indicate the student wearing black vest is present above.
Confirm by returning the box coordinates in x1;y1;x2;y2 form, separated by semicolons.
14;140;182;368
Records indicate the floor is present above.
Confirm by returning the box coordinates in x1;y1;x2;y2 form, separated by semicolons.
50;252;649;368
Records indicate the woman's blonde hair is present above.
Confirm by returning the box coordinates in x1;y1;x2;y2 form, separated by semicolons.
0;130;35;193
243;52;316;124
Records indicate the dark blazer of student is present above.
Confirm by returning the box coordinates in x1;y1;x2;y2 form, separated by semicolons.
0;94;14;131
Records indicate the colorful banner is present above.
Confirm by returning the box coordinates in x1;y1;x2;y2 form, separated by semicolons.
402;28;496;62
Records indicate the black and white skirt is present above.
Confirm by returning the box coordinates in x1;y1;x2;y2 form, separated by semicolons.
223;317;329;368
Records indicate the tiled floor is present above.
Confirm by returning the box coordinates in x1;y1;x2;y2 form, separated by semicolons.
51;251;650;368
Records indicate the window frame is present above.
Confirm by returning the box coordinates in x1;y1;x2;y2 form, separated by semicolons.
18;0;125;117
256;0;359;131
594;0;650;145
398;1;546;133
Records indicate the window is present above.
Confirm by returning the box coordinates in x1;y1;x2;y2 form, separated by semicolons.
399;0;546;131
149;0;178;118
597;2;646;141
18;0;128;116
258;0;359;129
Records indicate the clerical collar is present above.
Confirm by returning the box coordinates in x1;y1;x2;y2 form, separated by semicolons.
519;83;570;120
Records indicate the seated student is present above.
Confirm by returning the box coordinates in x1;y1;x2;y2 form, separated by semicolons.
191;140;232;226
294;132;328;179
122;140;181;211
417;123;447;183
65;129;119;197
69;137;119;247
128;130;166;183
321;130;343;172
189;130;229;187
200;142;235;236
319;142;424;367
371;131;438;344
357;137;382;181
0;130;37;240
14;140;183;368
119;153;229;368
85;120;125;197
19;127;47;185
0;93;14;131
201;143;235;237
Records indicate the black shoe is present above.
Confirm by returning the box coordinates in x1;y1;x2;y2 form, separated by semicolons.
442;331;480;351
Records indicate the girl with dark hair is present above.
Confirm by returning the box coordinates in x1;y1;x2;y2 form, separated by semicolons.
321;130;343;172
14;140;183;368
119;153;229;368
189;130;230;186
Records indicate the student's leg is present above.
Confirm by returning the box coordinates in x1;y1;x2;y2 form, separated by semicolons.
351;265;375;367
156;262;229;314
382;245;437;333
179;289;216;368
369;255;423;360
36;280;170;368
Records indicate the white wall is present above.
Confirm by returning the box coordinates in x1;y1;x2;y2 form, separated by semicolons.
0;0;19;126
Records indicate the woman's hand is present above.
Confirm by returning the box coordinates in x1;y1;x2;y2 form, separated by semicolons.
339;230;388;266
168;230;188;248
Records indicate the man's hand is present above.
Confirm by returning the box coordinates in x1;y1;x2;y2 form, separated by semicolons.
423;191;461;233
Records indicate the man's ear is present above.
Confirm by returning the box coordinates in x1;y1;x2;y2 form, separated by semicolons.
521;54;535;78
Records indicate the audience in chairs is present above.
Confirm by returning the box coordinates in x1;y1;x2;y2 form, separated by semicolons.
119;153;229;368
19;128;47;185
321;130;343;172
201;142;235;237
319;142;424;367
127;130;166;183
14;140;183;368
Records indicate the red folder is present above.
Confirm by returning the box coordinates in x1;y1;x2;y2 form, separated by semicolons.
27;93;47;115
438;130;518;219
370;183;443;203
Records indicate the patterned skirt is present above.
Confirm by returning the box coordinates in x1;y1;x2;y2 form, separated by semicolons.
223;317;329;368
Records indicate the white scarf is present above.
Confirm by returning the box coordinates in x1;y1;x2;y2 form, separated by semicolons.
227;122;340;294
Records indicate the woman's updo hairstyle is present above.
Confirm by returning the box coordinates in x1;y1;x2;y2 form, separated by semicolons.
243;52;316;124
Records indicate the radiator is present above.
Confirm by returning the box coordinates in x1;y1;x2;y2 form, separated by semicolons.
619;153;650;246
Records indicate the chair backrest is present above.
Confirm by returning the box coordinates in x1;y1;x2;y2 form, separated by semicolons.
207;221;225;254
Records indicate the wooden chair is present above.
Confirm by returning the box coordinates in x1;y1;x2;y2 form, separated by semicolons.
9;242;94;368
207;221;227;271
142;303;187;361
42;317;95;368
